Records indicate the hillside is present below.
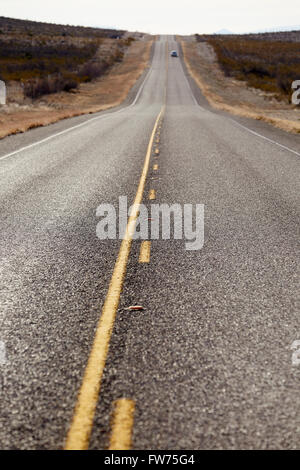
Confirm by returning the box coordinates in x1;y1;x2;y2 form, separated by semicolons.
197;30;300;42
0;16;125;38
180;31;300;134
195;30;300;101
0;17;152;139
0;16;130;101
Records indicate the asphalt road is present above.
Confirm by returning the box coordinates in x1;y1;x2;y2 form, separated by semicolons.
0;35;299;450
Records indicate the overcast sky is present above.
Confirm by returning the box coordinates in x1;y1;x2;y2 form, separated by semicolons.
1;0;300;34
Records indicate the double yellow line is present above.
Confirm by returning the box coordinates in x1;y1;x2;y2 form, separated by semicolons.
64;43;169;451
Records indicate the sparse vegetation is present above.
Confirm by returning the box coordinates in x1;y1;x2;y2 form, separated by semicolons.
0;19;151;141
0;16;125;39
196;31;300;101
0;16;129;100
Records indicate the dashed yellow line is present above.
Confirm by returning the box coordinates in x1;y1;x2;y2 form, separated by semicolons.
154;149;160;155
149;189;156;200
139;241;151;263
109;399;135;450
64;106;165;451
153;164;158;170
64;37;169;451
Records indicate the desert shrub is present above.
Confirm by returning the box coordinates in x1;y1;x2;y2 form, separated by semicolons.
78;61;109;81
123;36;135;46
24;74;78;98
114;49;124;62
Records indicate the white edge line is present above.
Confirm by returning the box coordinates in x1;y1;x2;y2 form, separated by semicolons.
227;118;300;157
177;37;300;158
0;50;154;163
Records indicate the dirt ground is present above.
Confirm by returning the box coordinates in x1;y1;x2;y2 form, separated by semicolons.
180;37;300;134
0;38;152;140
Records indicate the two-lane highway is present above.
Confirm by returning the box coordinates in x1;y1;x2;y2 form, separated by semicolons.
0;36;299;449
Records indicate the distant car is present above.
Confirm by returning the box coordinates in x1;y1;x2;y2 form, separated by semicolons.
170;50;178;57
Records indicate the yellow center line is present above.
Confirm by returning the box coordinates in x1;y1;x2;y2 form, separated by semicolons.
109;399;135;450
64;39;168;452
139;241;151;263
64;106;164;450
153;164;158;170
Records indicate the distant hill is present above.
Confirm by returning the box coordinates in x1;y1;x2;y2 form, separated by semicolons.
196;29;300;42
195;28;300;101
214;29;234;35
0;16;125;39
250;25;300;33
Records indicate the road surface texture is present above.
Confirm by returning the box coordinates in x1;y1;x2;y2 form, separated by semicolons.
0;36;299;450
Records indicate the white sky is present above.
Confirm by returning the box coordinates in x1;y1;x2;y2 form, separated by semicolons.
1;0;300;34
